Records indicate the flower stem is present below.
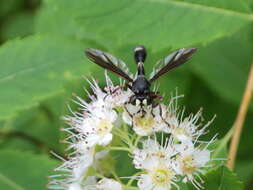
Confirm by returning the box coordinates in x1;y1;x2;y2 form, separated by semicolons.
123;186;139;190
227;63;253;170
126;171;145;186
134;135;142;147
107;146;131;153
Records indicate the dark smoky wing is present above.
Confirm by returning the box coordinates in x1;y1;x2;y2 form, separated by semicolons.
85;48;133;82
149;48;197;82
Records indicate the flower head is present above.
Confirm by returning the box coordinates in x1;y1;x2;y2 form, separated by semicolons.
123;104;166;136
50;72;218;190
162;97;214;143
173;141;211;189
133;138;179;190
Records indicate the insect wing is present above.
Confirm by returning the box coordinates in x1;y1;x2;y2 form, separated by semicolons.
85;48;134;82
149;48;197;82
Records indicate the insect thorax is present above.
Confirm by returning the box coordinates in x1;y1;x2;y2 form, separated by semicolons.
132;76;150;93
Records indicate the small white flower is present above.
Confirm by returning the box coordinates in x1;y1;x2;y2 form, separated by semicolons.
63;78;127;149
137;157;178;190
79;109;118;148
49;148;95;189
123;104;166;136
133;138;176;169
96;178;122;190
49;147;111;190
163;108;214;143
133;138;178;190
173;141;211;189
64;109;117;150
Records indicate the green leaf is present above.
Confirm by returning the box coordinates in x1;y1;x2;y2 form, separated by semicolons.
0;35;94;120
178;0;253;13
36;0;253;52
191;25;253;106
236;160;253;184
203;166;244;190
0;0;23;18
211;129;232;159
0;136;38;152
0;150;59;190
4;106;63;153
1;12;35;41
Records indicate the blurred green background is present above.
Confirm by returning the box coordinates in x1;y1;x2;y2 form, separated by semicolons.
0;0;253;189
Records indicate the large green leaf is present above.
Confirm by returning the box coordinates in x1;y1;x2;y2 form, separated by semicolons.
0;35;94;120
179;0;253;13
191;26;253;106
4;105;62;153
236;160;253;185
203;166;244;190
1;12;35;41
36;0;253;52
0;150;59;190
0;0;23;18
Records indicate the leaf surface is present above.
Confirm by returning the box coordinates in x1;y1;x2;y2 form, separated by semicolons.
0;150;59;190
0;35;94;119
36;0;253;52
204;166;244;190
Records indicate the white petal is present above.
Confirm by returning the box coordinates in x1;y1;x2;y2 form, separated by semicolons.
138;174;153;190
107;110;118;122
98;133;113;146
175;134;191;142
83;176;97;186
95;150;109;160
194;149;210;166
133;149;147;169
97;178;122;190
68;183;83;190
84;134;100;148
133;125;153;136
125;104;140;114
175;141;194;156
154;185;167;190
142;156;159;171
122;110;132;126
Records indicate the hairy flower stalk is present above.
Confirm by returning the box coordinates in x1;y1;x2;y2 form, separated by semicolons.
49;74;218;190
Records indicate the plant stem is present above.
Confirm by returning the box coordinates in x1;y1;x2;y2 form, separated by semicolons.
126;171;145;186
107;146;131;153
123;185;139;190
227;63;253;170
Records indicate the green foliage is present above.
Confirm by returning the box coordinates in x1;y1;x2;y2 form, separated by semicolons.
0;35;94;119
0;0;24;18
36;0;252;51
1;12;35;40
177;166;243;190
0;149;59;190
191;25;253;105
203;166;244;190
0;0;253;189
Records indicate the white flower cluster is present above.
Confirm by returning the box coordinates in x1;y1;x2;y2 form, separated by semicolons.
133;137;214;190
49;75;216;190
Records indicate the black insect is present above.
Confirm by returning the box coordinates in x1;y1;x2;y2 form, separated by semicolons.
85;46;197;106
